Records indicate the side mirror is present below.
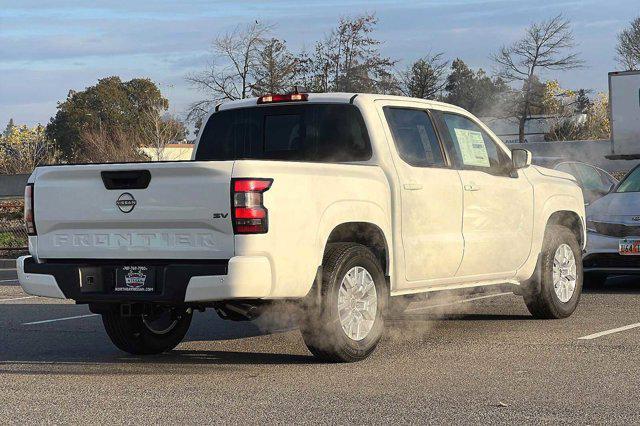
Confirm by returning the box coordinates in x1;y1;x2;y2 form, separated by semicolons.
512;148;532;170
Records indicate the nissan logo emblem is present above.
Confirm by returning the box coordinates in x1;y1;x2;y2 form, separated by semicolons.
116;192;137;213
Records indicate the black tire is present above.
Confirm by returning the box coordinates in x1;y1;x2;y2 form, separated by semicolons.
583;272;608;288
102;306;192;355
300;243;388;362
524;225;583;319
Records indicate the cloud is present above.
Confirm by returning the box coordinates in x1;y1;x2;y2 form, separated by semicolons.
0;0;636;126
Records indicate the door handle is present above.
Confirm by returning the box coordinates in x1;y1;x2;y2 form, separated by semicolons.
464;183;480;192
403;183;423;190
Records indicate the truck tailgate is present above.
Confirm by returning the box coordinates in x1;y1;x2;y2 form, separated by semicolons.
33;161;235;260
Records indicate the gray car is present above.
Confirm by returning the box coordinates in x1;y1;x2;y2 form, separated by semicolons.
533;157;618;205
584;164;640;285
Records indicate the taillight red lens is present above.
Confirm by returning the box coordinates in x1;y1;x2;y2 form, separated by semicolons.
235;207;266;219
234;179;272;192
24;184;36;236
231;178;273;234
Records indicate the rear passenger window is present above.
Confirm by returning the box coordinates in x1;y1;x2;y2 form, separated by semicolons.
384;108;445;167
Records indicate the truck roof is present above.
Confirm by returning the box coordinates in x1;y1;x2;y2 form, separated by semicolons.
215;92;469;115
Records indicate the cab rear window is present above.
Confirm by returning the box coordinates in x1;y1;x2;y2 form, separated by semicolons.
195;104;372;162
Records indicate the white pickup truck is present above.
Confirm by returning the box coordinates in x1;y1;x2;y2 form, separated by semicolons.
19;93;586;362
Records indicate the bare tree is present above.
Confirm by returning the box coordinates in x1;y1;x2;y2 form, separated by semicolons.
251;38;299;96
81;128;149;163
616;16;640;70
398;52;448;99
137;101;187;161
186;22;272;123
301;13;397;93
492;14;583;143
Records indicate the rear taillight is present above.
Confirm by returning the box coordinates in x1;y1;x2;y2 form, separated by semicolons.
231;178;273;234
24;183;36;236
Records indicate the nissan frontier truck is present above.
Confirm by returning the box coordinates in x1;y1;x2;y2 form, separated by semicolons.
19;93;586;362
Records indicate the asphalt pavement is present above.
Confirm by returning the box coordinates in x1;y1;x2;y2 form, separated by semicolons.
1;268;640;424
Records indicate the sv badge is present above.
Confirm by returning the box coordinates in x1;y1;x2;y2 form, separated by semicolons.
213;213;229;219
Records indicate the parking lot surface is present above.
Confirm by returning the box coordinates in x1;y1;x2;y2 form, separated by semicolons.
1;268;639;424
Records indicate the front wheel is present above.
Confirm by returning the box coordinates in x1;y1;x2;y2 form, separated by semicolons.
300;243;388;362
524;225;583;319
102;305;192;355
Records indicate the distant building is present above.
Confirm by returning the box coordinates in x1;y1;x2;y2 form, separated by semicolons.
141;143;194;161
481;114;586;144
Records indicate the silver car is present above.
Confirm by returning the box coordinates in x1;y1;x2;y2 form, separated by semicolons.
584;164;640;285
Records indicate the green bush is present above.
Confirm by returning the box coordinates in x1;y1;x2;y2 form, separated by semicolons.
0;232;26;248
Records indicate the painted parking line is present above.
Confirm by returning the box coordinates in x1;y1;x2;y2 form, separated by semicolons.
23;314;99;325
0;296;36;303
578;323;640;340
404;292;513;313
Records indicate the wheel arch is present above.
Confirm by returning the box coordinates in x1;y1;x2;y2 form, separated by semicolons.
546;210;585;249
539;194;586;250
317;200;393;278
324;222;391;276
516;195;585;284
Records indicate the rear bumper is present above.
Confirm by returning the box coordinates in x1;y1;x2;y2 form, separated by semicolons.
17;256;67;299
17;255;272;303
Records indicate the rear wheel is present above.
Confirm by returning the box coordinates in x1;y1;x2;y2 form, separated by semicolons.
300;243;387;362
524;225;583;319
102;305;192;355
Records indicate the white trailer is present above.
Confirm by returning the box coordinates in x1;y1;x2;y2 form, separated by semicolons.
608;70;640;159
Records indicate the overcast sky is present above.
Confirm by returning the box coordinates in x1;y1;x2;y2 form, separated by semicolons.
0;0;637;128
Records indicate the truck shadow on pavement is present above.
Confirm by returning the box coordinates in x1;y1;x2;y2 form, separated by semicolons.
6;276;639;371
0;351;318;376
408;313;533;321
0;305;317;369
2;307;526;371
